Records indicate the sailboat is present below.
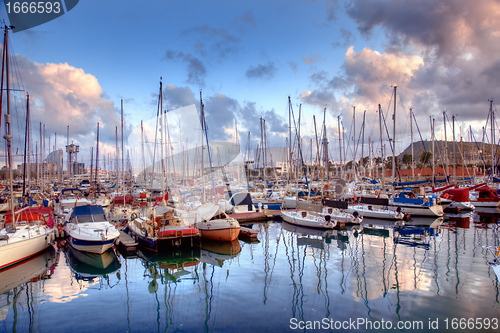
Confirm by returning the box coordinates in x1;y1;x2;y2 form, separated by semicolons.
0;25;55;270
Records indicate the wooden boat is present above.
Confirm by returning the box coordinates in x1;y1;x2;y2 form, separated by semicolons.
128;205;199;251
195;203;240;241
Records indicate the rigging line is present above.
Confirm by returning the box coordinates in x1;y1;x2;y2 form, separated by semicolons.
470;126;490;176
380;108;401;181
289;101;309;190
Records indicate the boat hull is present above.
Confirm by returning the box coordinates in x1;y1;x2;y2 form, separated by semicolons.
198;227;240;242
347;205;404;220
389;203;444;217
0;227;54;270
281;210;336;229
66;235;116;254
470;200;500;208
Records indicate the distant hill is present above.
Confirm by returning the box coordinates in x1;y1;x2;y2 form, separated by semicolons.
398;140;499;164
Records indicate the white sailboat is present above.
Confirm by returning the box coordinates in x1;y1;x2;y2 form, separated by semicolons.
0;25;54;270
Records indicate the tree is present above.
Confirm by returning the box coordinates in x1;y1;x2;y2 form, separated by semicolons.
420;151;432;164
402;154;412;165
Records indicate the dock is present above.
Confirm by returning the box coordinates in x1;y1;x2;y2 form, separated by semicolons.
239;226;259;238
117;231;138;252
228;210;282;223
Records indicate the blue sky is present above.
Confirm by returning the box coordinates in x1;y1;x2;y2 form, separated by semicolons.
1;0;500;169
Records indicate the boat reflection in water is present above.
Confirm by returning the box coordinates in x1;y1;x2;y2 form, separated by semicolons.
0;247;57;323
138;247;201;288
64;246;121;281
2;218;500;331
200;239;241;267
281;221;349;250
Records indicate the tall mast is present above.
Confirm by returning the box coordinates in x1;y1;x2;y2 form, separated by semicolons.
452;115;456;182
392;86;397;179
288;97;292;181
361;110;366;177
410;108;414;178
338;115;342;179
379;104;384;186
22;94;30;201
490;99;495;177
66;125;69;180
352;106;356;173
121;99;124;195
141;120;145;181
96;122;99;189
443;111;448;180
431;117;435;187
323;107;328;181
159;79;165;204
200;90;205;203
3;25;15;221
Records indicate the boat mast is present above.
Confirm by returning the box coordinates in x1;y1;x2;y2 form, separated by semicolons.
352;106;356;178
96;122;99;189
338;115;342;179
431;117;435;187
288;97;292;182
490;99;494;178
121;99;125;200
410;108;414;178
443;111;448;181
22;94;30;201
200;90;205;203
159;79;165;205
392;86;397;180
2;25;15;222
361;110;366;177
452;115;456;182
141;120;145;182
379;104;384;187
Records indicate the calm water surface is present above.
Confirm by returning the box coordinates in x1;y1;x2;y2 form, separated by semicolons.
1;211;499;333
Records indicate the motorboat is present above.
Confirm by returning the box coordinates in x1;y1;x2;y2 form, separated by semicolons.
63;205;120;254
195;203;240;241
55;188;92;216
389;191;444;217
469;185;500;208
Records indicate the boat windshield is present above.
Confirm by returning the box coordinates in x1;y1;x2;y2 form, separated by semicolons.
75;214;107;223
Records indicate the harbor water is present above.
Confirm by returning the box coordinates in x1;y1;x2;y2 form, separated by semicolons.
1;212;499;332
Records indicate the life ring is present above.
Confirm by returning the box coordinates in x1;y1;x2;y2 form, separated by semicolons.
443;193;449;199
437;197;441;204
130;213;138;220
375;190;380;196
423;198;429;204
